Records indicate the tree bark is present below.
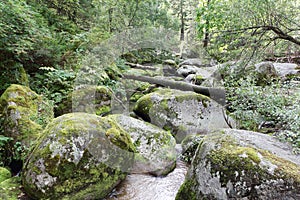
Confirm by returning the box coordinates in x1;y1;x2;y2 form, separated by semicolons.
203;0;211;48
125;62;156;70
180;0;185;41
214;25;300;46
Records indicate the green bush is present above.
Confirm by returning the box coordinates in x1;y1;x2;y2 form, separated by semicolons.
30;67;76;115
0;135;28;168
222;64;300;153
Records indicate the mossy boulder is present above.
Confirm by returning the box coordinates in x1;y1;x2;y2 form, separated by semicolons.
254;62;279;85
56;85;112;117
176;129;300;199
180;135;204;163
107;114;177;176
134;89;230;142
0;84;54;147
0;167;11;183
0;176;25;200
22;113;135;200
124;67;163;77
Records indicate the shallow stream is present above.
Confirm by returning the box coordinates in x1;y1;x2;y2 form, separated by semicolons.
106;145;188;200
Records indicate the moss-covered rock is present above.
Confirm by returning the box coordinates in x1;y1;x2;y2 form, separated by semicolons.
0;84;54;147
56;85;112;117
22;112;135;200
176;129;300;199
254;62;279;85
107;114;177;176
180;134;204;163
0;167;11;183
134;88;230;142
0;176;25;200
124;67;163;77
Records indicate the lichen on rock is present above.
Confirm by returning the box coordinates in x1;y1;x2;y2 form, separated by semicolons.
0;84;54;147
134;88;230;142
176;129;300;199
22;112;135;200
56;85;112;117
107;114;177;176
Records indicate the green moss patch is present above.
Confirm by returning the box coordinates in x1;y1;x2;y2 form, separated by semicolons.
0;167;11;183
22;113;135;199
0;176;24;200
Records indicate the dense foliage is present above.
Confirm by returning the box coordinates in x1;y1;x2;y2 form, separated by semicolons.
0;0;299;170
0;0;180;168
221;63;300;153
196;0;300;62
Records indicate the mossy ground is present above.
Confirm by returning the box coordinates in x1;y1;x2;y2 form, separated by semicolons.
0;176;24;200
0;167;11;183
176;178;197;200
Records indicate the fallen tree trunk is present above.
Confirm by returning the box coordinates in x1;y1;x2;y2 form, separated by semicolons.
123;74;226;105
125;62;157;70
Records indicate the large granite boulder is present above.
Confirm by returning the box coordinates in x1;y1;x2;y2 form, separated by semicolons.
108;114;176;176
56;85;112;117
254;62;279;84
273;62;300;77
133;89;231;142
22;113;135;200
176;129;300;200
0;84;53;147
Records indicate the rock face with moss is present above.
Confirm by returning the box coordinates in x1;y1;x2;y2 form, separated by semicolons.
108;114;176;176
56;85;112;117
22;113;135;200
176;129;300;200
0;84;53;147
134;88;230;142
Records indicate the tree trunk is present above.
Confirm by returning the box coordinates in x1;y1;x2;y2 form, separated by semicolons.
180;0;185;41
123;74;226;105
203;0;211;48
108;8;113;33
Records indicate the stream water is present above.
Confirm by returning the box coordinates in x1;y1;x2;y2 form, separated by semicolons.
106;145;189;200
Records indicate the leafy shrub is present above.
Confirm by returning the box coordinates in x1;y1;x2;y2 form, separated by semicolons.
30;67;76;116
0;135;12;166
0;135;28;170
222;64;300;153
